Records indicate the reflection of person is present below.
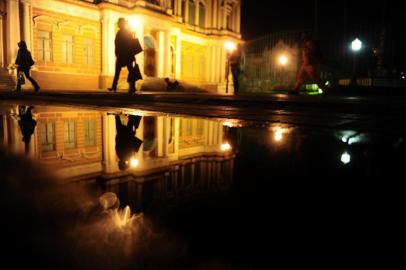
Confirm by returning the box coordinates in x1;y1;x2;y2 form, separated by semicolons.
14;41;40;92
289;36;325;95
230;44;242;94
109;18;141;93
17;106;37;154
115;114;143;170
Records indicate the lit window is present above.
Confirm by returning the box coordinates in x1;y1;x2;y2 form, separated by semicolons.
64;120;76;149
62;35;74;64
37;31;52;62
84;119;96;147
40;122;55;151
83;39;94;65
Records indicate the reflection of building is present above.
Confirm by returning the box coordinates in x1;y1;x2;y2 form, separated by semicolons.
0;0;241;93
1;105;235;210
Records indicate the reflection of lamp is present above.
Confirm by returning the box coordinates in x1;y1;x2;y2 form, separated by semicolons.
278;55;288;66
130;158;139;168
221;142;232;152
341;152;351;164
350;38;363;87
224;41;236;94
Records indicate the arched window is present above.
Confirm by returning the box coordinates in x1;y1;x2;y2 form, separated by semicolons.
188;0;196;25
144;36;156;77
199;1;206;28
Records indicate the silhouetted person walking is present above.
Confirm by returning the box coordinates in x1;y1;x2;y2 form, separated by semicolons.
230;44;242;94
17;106;37;154
115;114;143;170
289;36;325;95
109;18;141;93
14;41;40;92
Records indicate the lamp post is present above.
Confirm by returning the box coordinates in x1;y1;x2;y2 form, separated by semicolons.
224;41;236;94
350;38;362;87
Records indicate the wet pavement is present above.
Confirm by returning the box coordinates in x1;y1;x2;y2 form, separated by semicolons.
1;92;405;269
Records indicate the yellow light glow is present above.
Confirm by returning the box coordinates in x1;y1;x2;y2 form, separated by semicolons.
274;129;283;141
223;121;233;127
221;142;232;152
224;41;236;52
130;158;139;168
129;19;140;31
279;55;288;66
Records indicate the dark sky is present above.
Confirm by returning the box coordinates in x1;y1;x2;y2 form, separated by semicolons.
241;0;400;40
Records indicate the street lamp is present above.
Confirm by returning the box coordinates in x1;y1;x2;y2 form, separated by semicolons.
278;55;288;66
350;38;362;87
224;41;236;94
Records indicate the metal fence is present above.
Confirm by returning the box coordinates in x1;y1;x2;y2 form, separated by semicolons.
241;24;406;93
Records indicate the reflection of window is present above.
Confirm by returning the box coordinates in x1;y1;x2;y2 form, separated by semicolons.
64;120;76;149
84;120;96;147
196;120;204;135
199;2;205;28
168;118;174;144
40;122;55;151
188;0;196;25
186;119;192;136
37;31;52;62
83;39;93;65
198;57;205;80
62;35;74;64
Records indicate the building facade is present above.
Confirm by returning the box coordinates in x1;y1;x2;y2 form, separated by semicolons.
0;0;241;93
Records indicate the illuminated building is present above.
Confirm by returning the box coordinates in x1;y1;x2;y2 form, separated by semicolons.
0;0;241;93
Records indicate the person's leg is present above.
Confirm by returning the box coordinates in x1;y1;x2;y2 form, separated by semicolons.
126;62;136;92
115;115;123;132
127;115;142;130
231;67;240;93
23;69;40;91
293;65;308;92
15;70;22;91
110;61;122;91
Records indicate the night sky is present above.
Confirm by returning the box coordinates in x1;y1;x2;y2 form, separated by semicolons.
241;0;401;40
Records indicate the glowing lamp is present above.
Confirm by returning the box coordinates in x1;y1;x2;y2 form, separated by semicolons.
341;152;351;164
351;38;362;52
224;41;236;52
279;55;288;66
130;158;139;168
221;143;232;152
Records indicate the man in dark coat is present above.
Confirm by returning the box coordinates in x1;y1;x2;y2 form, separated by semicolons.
109;18;141;93
14;41;40;92
17;106;37;154
115;114;143;171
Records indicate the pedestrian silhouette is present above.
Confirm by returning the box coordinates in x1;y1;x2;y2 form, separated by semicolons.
17;106;37;154
289;36;325;95
164;77;179;91
115;114;143;171
109;18;142;93
230;44;242;94
14;41;40;92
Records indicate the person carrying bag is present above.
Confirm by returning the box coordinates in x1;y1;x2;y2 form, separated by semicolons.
14;41;40;92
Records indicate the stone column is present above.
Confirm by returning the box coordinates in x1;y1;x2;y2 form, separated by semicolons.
100;11;115;88
22;0;32;50
212;0;218;29
6;0;20;66
102;113;118;173
0;15;4;67
157;30;165;77
236;2;241;34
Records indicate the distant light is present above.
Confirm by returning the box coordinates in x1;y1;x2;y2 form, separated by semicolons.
279;55;288;66
341;152;351;164
351;38;362;52
130;158;139;168
221;142;232;151
318;89;323;94
325;81;330;86
274;129;283;142
402;76;405;79
224;41;236;52
341;136;347;143
223;121;233;127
